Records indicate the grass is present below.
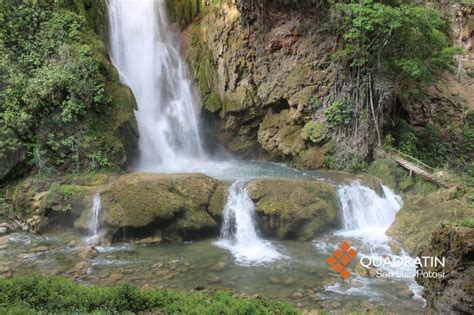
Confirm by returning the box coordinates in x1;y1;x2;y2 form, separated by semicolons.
453;218;474;229
0;276;299;314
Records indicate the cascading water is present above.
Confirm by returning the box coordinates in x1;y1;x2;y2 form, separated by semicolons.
214;181;285;265
337;181;402;239
86;194;102;245
317;181;424;301
107;0;204;171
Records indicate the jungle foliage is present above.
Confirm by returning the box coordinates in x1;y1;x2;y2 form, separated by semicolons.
0;0;135;179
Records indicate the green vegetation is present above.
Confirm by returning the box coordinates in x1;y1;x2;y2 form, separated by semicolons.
302;121;325;143
0;276;298;314
166;0;223;28
324;99;354;127
453;218;474;229
0;0;137;179
334;0;460;96
392;114;474;178
330;0;469;175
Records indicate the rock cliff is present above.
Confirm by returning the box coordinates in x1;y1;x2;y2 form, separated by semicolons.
416;225;474;314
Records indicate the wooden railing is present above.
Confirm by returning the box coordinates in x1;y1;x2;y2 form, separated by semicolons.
390;149;435;174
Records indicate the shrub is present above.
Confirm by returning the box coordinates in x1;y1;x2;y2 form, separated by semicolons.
0;276;299;314
0;1;130;175
334;0;460;96
324;99;354;127
453;218;474;229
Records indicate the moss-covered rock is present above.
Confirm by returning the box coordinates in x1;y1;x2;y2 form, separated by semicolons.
208;183;229;218
247;178;339;241
367;159;400;190
102;173;217;227
387;187;474;254
295;145;329;170
416;225;474;314
99;173;222;241
11;177;95;232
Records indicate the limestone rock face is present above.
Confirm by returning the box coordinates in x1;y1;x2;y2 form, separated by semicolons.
416;225;474;314
387;187;474;255
99;173;225;241
186;3;338;165
247;178;339;241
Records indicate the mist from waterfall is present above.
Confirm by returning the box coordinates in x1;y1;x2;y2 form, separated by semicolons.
107;0;204;171
214;181;285;265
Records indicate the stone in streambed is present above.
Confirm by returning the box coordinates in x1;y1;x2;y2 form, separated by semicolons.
269;276;281;284
281;276;297;286
79;247;99;260
209;261;226;271
290;291;304;299
32;245;49;253
330;301;342;309
247;178;339;241
207;274;222;284
134;235;162;245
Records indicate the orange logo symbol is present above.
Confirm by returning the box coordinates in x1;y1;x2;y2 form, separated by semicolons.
326;241;357;279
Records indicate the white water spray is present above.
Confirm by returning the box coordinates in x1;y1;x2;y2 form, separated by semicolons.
327;181;424;301
337;181;402;239
214;181;285;265
107;0;204;171
86;194;102;245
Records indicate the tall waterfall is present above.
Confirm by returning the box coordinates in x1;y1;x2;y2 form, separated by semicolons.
214;181;285;265
107;0;204;171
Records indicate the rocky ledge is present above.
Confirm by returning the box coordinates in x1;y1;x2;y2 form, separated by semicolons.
416;225;474;314
10;173;340;244
247;179;338;241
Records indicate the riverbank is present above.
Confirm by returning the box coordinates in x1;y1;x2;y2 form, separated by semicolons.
0;275;297;314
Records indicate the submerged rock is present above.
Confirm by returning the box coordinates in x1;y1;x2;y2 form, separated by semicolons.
80;247;99;260
133;235;162;245
247;178;339;241
209;261;226;272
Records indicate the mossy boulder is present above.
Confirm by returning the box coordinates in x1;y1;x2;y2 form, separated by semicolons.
12;177;94;232
208;183;229;218
416;225;474;314
99;173;223;241
387;187;474;254
247;178;339;241
368;158;400;190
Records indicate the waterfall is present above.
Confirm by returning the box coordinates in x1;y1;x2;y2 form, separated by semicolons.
337;181;403;238
328;181;424;300
86;194;102;245
214;181;285;265
107;0;205;171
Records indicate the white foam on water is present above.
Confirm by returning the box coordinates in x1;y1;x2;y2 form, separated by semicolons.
214;181;286;266
318;181;424;302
